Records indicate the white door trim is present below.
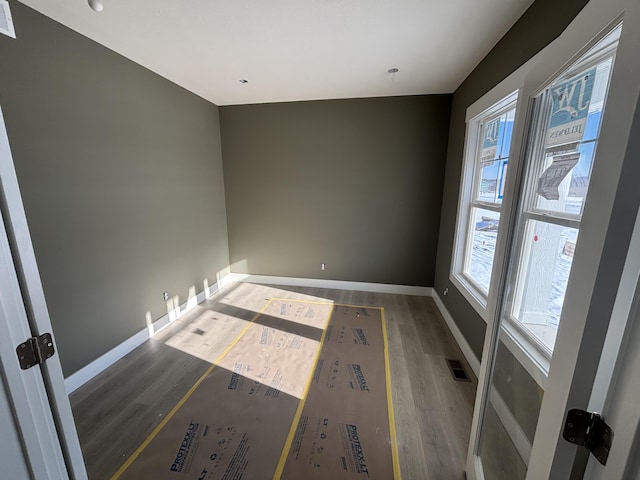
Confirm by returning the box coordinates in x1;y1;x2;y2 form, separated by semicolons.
0;206;69;478
585;197;640;478
0;105;87;479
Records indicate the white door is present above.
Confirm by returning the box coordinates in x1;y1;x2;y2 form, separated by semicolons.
0;195;70;478
0;103;87;479
466;0;640;478
584;121;640;479
0;310;32;479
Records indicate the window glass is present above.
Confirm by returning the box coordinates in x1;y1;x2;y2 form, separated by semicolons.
533;58;612;217
453;91;517;308
465;208;501;293
463;105;515;294
476;109;515;204
511;220;578;351
506;25;620;355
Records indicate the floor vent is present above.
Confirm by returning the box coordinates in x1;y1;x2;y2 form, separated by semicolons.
446;359;471;382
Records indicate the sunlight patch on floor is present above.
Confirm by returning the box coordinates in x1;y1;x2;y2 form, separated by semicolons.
162;293;334;399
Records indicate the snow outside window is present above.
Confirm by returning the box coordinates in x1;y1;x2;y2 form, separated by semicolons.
451;93;517;314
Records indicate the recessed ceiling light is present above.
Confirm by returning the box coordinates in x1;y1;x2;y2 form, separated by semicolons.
387;68;399;74
239;79;249;84
88;0;104;12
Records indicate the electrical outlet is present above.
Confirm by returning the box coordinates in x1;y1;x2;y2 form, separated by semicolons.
321;263;326;271
444;287;449;296
162;291;169;301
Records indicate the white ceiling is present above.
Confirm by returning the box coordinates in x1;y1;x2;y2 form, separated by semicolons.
19;0;534;106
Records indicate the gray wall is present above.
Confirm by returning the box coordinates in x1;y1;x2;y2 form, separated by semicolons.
0;1;229;376
434;0;590;363
220;95;451;286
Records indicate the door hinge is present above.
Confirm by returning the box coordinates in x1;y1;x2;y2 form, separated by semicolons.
563;408;614;465
15;333;55;370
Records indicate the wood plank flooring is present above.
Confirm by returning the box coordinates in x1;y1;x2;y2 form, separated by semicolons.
70;282;476;479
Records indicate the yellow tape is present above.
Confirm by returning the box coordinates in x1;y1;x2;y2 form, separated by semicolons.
273;303;394;479
110;299;274;480
111;300;396;480
272;303;333;479
268;297;334;305
382;308;402;479
269;298;384;311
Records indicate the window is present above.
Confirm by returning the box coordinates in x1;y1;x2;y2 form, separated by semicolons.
452;92;518;312
502;25;620;359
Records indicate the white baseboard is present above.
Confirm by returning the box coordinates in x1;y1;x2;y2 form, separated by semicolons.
66;271;532;466
431;289;481;376
431;291;532;465
65;274;429;394
64;279;226;394
228;273;433;297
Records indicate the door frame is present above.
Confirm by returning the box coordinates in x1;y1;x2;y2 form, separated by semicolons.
0;181;69;478
0;103;87;479
466;0;640;477
585;195;640;478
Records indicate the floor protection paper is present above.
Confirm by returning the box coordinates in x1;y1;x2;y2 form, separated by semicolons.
113;299;399;480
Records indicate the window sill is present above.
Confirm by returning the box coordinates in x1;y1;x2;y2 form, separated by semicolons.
449;273;550;389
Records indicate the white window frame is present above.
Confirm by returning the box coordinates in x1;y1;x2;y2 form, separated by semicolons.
451;90;518;320
450;19;624;392
450;75;552;387
466;0;640;475
501;26;621;377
